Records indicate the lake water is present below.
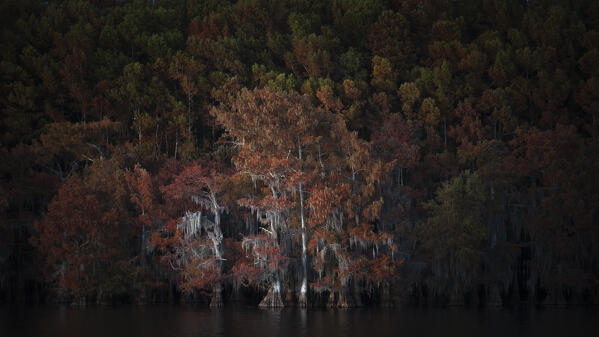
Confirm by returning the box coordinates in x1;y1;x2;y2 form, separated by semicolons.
1;305;598;337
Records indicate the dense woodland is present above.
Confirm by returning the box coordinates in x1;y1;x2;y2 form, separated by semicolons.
1;0;598;307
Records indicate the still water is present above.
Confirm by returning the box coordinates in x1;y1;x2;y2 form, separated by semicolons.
1;305;598;337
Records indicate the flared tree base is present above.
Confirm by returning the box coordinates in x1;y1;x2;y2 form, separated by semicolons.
297;292;308;307
326;291;355;308
259;287;284;308
210;283;223;307
337;291;354;308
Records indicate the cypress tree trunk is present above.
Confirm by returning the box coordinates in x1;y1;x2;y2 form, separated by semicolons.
259;279;284;308
210;282;223;308
298;183;308;307
298;140;308;307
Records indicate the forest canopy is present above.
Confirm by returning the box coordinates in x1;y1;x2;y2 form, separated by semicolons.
1;0;598;307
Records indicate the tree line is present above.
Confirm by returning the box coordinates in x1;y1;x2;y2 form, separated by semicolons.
1;0;598;307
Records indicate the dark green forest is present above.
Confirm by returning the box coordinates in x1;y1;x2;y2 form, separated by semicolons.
1;0;598;307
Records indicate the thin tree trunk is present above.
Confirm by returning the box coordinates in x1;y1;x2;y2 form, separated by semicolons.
174;134;178;160
444;117;447;149
298;183;308;307
187;92;192;133
155;124;160;158
140;223;145;268
318;144;326;178
259;184;284;308
298;141;308;307
210;199;224;307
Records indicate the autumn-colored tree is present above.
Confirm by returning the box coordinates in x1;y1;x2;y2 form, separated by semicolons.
161;161;232;306
368;10;414;73
33;161;134;304
213;87;330;307
125;165;156;269
169;51;205;134
372;113;419;188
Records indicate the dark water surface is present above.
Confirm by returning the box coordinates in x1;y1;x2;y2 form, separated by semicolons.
1;305;598;337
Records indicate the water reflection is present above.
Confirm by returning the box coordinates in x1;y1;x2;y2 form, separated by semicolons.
1;305;598;337
298;308;307;337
